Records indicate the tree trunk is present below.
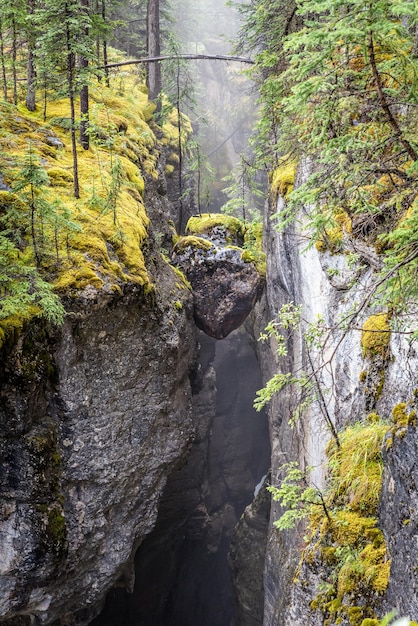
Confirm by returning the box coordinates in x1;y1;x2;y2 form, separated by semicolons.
26;49;36;111
65;4;80;198
79;0;89;150
0;21;8;102
25;0;36;111
11;16;17;105
146;0;161;105
102;0;109;86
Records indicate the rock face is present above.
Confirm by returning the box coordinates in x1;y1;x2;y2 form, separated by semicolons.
0;183;197;625
174;242;264;339
229;474;270;626
380;411;418;618
90;329;271;626
172;215;265;340
231;162;418;625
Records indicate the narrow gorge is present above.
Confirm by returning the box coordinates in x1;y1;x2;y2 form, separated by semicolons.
1;1;418;625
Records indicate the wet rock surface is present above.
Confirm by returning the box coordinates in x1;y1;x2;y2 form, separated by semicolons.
380;415;418;618
172;226;264;340
0;178;198;625
91;329;271;626
229;474;271;626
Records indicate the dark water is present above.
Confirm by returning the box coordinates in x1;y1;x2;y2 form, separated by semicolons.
90;329;270;626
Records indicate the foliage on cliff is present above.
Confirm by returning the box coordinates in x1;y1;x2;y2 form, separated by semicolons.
0;59;185;348
236;0;418;318
270;418;391;624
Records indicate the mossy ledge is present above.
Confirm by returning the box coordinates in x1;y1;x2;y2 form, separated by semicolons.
361;314;391;358
184;213;266;277
0;57;187;349
299;420;391;626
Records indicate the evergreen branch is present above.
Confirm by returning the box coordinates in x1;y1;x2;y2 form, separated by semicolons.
368;30;418;162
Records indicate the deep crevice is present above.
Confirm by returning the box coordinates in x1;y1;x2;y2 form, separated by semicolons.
91;328;271;626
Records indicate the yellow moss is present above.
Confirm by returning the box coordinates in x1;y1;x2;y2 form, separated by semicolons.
392;402;416;427
361;620;379;626
307;420;391;623
47;167;74;186
0;191;26;212
169;264;191;290
335;211;353;234
271;156;297;198
241;249;267;277
186;213;246;240
390;402;417;440
165;164;175;175
360;313;391;357
174;235;215;253
328;421;389;514
316;239;327;253
348;607;366;626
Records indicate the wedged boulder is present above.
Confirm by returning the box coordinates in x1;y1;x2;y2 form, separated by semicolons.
172;216;265;339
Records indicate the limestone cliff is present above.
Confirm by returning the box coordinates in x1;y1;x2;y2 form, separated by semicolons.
255;171;418;625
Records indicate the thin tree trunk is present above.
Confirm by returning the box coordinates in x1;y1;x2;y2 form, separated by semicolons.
176;59;183;230
65;4;80;198
26;49;36;111
30;184;40;267
102;0;109;86
11;16;17;105
146;0;161;104
0;21;8;102
26;0;36;111
79;0;89;150
369;31;418;162
95;0;100;66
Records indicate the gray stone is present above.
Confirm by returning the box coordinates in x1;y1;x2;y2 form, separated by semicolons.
172;242;264;340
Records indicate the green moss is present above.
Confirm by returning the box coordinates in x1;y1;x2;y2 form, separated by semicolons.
0;60;176;341
390;402;416;439
359;370;368;383
271;157;297;198
186;213;246;242
349;607;365;626
241;249;267;277
47;167;73;185
361;314;391;357
173;300;182;310
174;235;215;253
168;263;191;290
361;620;379;626
307;420;391;624
46;504;67;548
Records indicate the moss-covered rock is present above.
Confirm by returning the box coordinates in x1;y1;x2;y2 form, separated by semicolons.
361;314;391;357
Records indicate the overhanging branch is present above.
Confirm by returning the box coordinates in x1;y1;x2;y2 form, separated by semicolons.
100;53;255;70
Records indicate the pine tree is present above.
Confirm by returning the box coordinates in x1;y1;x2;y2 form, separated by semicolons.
35;0;95;197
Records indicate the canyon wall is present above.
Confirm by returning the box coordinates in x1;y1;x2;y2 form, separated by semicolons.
239;171;418;625
0;178;198;626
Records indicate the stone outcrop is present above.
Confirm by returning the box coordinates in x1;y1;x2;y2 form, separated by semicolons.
172;215;265;340
90;329;271;626
380;408;418;619
228;474;270;626
0;180;197;625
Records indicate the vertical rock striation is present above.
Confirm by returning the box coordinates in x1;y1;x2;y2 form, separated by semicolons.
237;167;418;624
0;181;198;625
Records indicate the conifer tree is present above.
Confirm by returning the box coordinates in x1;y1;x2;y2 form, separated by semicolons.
35;0;94;197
